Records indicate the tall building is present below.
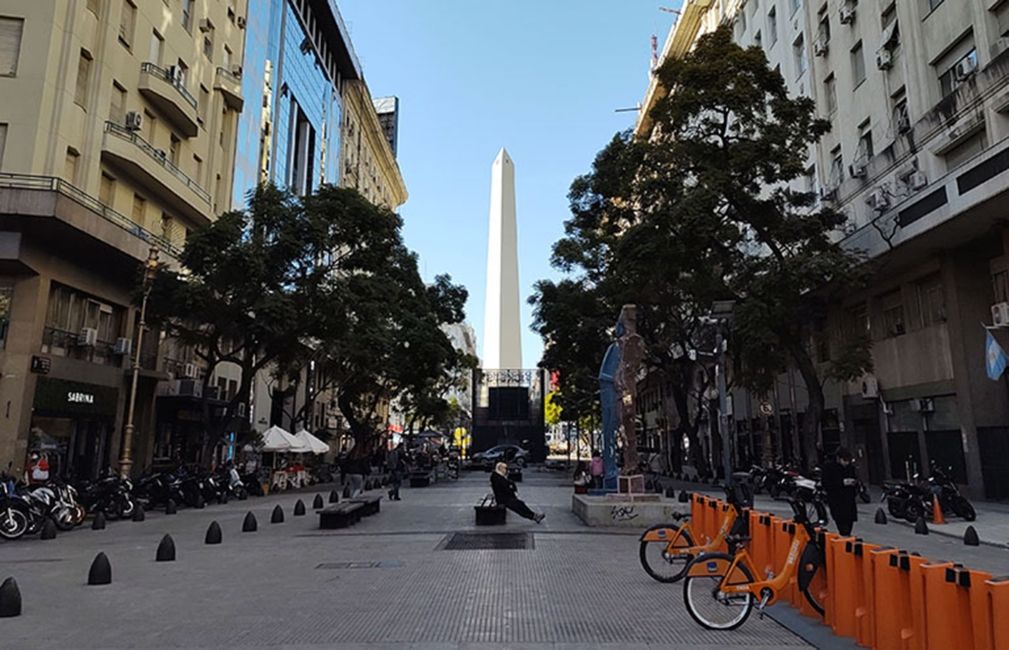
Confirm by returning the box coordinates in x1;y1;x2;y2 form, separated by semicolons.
373;96;400;159
340;80;407;210
0;0;247;478
637;0;1009;499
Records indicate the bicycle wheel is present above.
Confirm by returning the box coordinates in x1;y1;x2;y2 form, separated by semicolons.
638;525;695;583
798;542;827;616
682;553;755;630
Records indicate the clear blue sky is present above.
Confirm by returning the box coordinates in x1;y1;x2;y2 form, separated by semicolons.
338;1;678;368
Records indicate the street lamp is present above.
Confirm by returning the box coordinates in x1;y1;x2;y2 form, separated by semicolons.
119;246;160;478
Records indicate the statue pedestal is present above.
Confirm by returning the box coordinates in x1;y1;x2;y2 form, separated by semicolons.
618;474;645;494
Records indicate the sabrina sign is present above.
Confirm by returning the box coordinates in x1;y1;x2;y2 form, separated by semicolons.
67;392;95;404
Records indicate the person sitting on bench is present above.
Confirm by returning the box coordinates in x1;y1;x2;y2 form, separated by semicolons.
491;462;544;523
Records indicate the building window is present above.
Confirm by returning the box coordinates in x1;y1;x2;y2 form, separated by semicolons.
927;0;944;11
767;7;777;46
193;154;203;184
99;172;115;206
793;33;807;78
790;0;802;16
64;148;80;185
804;165;817;194
288;103;316;196
824;73;837;115
198;85;209;125
110;81;127;124
175;58;188;86
0;285;11;349
848;302;870;338
74;50;92;109
119;0;136;49
851;41;866;87
143;109;156;143
0;123;6;169
938;48;978;97
830;145;844;185
43;283;124;358
881;290;906;337
857;120;874;161
0;16;25;77
87;0;100;15
223;45;232;70
754;30;762;48
182;0;193;32
169;133;180;166
944;129;987;171
149;30;164;65
131;193;146;227
160;213;174;242
203;35;213;61
916;275;945;327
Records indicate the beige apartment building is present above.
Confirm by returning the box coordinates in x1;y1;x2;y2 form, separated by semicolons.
0;0;246;479
340;78;406;210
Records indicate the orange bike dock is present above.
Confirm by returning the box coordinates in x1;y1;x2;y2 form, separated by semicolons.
688;493;1009;649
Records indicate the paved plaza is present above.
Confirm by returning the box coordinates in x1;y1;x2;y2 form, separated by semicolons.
1;469;813;649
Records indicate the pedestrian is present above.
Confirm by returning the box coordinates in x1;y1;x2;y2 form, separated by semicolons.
822;447;858;536
491;462;544;523
347;453;367;497
590;451;604;489
386;443;404;501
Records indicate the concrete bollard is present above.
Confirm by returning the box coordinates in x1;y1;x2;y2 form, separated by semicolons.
132;503;145;522
294;500;306;516
156;534;176;562
165;499;177;515
313;494;324;509
914;516;928;535
964;525;979;546
342;484;351;499
92;512;106;530
270;505;284;524
330;490;340;503
87;552;112;585
0;577;21;617
205;521;222;545
874;508;887;525
40;518;57;540
242;512;257;532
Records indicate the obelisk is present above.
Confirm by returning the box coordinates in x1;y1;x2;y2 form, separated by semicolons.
483;148;523;370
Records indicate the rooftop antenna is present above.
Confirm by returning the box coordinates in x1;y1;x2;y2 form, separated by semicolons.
659;6;681;15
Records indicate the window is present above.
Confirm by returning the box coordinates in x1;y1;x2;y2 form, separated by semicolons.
881;3;897;29
149;30;164;65
824;74;837;114
0;16;24;76
160;213;174;242
110;81;127;124
64;148;80;184
223;45;232;70
131;193;146;227
891;87;908;134
86;0;100;15
851;41;866;87
193;154;203;183
119;0;136;48
74;50;92;108
181;0;193;32
944;129;987;171
175;58;188;86
818;16;830;44
857;120;874;160
790;0;802;16
203;35;213;60
143;109;156;142
793;33;807;78
881;290;906;337
804;165;817;194
754;30;762;48
99;172;115;206
0;285;12;349
938;49;978;97
927;0;944;11
830;145;844;184
0;123;6;169
169;134;180;166
847;303;870;338
767;7;778;46
916;275;945;327
198;85;209;125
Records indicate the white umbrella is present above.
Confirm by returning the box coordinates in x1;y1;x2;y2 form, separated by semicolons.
258;425;300;452
293;429;330;455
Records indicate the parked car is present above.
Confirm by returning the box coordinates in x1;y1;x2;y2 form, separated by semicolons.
471;444;529;469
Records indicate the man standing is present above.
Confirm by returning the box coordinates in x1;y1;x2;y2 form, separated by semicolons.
822;447;858;536
386;443;403;501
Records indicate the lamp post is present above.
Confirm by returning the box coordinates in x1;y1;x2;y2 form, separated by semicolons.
119;246;160;478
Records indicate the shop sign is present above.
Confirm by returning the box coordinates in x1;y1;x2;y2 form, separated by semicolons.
30;356;51;374
33;378;118;417
67;392;94;404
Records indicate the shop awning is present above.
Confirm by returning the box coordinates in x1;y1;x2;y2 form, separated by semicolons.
293;429;330;455
254;425;302;452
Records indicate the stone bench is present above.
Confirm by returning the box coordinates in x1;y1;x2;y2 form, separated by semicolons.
347;495;382;517
475;494;506;526
318;502;364;529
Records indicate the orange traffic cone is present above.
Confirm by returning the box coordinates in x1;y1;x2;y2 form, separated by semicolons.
932;495;945;525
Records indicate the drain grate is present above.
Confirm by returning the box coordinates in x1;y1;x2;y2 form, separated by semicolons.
316;560;402;569
441;532;533;550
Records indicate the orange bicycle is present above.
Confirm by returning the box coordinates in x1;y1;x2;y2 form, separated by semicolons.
680;497;826;630
638;486;749;583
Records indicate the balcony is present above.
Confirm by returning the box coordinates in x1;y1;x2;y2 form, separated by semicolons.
101;121;212;224
214;66;244;111
137;63;199;137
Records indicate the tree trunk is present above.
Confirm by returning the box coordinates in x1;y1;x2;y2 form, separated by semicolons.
786;340;824;472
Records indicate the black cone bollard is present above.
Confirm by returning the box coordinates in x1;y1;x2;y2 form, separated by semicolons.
242;512;257;532
914;516;929;535
156;534;176;562
342;484;351;499
329;490;339;503
165;499;177;515
294;500;306;516
665;486;676;498
874;508;887;525
92;511;106;530
964;525;980;546
270;505;284;524
87;552;112;586
40;518;57;540
678;491;690;503
313;494;324;509
653;481;663;494
132;503;145;522
195;494;205;509
205;521;222;545
0;577;21;617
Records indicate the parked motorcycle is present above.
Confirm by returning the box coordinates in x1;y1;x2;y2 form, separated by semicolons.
0;473;30;540
925;463;976;521
77;473;136;519
882;463;976;522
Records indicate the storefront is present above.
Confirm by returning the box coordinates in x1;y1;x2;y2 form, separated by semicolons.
28;378;119;481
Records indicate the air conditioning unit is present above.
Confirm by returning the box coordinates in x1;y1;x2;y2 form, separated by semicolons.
992;301;1009;327
230;65;243;78
866;188;890;211
176;378;202;398
908;170;928;191
814;37;829;57
199;18;213;33
78;327;98;347
236;16;247;29
113;337;132;356
860;374;879;399
911;398;935;413
125;111;143;131
839;6;856;25
849;162;867;179
876;49;893;70
182;362;199;379
956;57;978;82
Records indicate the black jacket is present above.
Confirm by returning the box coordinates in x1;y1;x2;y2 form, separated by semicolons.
491;472;517;504
822;460;857;521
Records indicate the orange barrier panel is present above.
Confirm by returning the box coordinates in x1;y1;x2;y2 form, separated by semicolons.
798;529;831;620
690;493;702;535
706;498;720;542
906;553;929;650
750;512;774;577
852;540;881;649
828;534;857;637
986;576;1009;650
871;549;918;650
919;561;956;650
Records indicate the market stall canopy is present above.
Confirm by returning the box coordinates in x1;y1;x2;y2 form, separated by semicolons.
293;429;330;455
255;425;302;452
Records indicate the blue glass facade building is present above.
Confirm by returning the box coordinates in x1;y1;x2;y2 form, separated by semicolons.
232;0;360;206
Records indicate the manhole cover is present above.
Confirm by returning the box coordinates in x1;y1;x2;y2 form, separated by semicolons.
441;532;533;550
316;560;402;569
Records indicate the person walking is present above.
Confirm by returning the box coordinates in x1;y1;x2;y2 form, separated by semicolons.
491;462;544;523
822;447;858;536
386;443;404;501
590;451;604;489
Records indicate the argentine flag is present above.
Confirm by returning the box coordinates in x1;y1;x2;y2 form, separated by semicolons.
986;331;1008;380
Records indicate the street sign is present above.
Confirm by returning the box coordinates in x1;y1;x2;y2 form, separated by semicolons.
759;401;774;416
31;356;51;374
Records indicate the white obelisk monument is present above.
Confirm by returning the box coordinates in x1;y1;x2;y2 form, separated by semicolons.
482;148;523;370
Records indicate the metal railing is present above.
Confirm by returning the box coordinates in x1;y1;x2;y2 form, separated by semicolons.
104;121;211;205
41;326;117;365
215;66;242;85
0;172;182;258
139;62;198;109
